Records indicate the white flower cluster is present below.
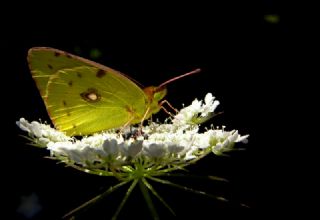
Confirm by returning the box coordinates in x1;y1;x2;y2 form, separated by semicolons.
17;93;248;172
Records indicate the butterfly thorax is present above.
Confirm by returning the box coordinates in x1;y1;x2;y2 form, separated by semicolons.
143;86;167;116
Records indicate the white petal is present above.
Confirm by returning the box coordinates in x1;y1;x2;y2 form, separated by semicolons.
143;143;167;158
120;140;143;157
102;139;119;156
16;118;30;133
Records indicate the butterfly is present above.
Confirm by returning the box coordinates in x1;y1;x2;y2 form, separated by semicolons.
27;47;200;136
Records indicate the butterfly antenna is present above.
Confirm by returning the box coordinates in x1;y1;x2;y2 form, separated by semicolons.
156;68;201;91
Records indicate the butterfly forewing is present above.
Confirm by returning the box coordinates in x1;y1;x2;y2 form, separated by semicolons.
28;48;92;98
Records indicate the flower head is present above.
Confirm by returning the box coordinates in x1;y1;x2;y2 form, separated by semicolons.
17;93;249;219
17;93;248;176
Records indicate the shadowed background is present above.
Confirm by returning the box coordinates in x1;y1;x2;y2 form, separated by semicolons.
1;1;291;219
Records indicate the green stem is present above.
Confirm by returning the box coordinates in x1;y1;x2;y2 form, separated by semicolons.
158;173;229;182
142;178;175;216
139;179;159;220
148;176;228;202
112;179;138;220
63;180;129;219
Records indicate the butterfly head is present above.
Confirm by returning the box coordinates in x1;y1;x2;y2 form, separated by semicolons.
143;69;201;116
143;86;167;104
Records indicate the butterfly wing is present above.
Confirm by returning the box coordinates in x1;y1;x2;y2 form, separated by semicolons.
28;47;92;98
28;47;148;135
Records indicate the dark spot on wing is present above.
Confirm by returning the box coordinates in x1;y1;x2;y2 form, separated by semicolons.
80;88;101;103
47;64;53;69
96;69;106;78
73;124;76;129
54;52;60;57
67;112;71;116
63;100;67;106
68;81;73;86
77;73;82;78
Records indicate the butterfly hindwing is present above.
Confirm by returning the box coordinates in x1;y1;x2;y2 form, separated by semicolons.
46;66;147;135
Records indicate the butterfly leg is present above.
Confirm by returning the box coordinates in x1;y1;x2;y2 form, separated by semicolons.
118;116;135;137
135;106;151;136
159;100;178;118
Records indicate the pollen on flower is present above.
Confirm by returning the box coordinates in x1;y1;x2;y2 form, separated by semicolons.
16;93;249;176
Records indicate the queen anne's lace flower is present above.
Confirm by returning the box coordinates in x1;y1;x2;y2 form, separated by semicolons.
17;93;248;173
17;93;249;219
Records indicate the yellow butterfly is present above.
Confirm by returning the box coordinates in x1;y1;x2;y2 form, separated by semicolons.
28;47;199;136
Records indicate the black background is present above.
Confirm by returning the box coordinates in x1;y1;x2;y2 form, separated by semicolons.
2;1;296;219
